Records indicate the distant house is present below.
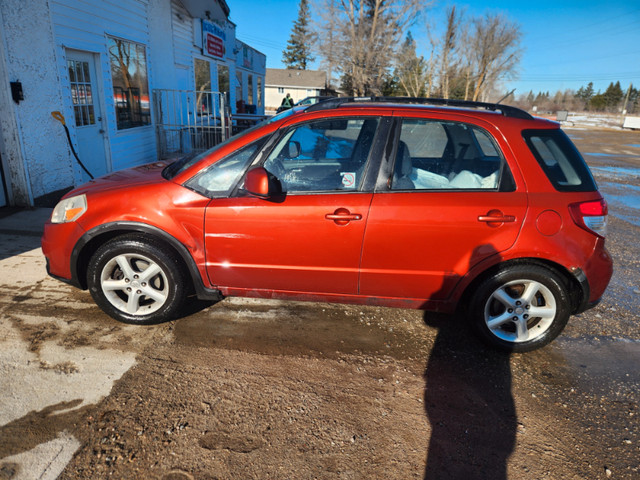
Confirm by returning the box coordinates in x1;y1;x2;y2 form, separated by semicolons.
265;68;327;110
0;0;265;207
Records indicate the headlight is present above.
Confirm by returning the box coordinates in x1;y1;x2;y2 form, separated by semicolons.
51;194;87;223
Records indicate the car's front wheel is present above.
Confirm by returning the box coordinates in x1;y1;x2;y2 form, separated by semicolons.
469;265;571;352
87;234;188;324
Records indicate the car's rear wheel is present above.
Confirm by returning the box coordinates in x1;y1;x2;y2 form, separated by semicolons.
87;234;187;324
469;265;571;352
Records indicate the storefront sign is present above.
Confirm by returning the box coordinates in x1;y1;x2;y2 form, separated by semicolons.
202;20;226;59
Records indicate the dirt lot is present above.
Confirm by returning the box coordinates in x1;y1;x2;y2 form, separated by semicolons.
1;128;639;480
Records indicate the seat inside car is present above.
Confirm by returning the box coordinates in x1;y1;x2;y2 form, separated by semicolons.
393;141;414;189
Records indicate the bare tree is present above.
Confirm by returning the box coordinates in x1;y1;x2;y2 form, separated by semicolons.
438;6;462;99
312;0;343;88
313;0;428;96
467;13;522;102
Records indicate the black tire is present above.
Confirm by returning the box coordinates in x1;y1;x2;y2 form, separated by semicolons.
469;264;571;352
87;234;188;324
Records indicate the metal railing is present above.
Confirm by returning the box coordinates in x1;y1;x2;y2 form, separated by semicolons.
152;89;231;159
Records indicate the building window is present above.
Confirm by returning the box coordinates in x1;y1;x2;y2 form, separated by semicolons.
257;77;263;107
68;60;95;126
248;74;254;105
195;58;212;114
107;36;151;130
218;64;229;94
278;87;284;94
236;70;244;111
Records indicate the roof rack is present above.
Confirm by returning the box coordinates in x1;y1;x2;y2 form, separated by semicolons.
305;96;533;120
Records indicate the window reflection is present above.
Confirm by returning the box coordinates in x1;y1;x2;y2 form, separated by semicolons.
108;37;151;129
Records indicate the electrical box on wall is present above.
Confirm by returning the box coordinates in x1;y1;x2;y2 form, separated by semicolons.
10;81;23;104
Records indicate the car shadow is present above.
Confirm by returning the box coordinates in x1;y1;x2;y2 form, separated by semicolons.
422;310;516;479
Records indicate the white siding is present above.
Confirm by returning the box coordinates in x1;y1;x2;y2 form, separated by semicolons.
171;0;193;69
0;0;73;203
51;0;157;173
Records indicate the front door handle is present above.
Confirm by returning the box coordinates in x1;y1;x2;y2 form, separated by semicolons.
326;208;362;225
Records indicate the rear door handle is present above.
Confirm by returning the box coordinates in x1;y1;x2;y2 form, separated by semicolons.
478;209;516;226
478;215;516;223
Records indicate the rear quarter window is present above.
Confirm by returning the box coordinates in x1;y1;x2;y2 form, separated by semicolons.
523;129;597;192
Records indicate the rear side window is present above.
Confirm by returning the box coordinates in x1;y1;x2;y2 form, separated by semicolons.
523;129;597;192
390;119;514;191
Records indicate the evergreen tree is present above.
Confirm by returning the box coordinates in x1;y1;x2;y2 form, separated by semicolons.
603;81;624;109
282;0;316;70
575;82;594;108
589;93;606;111
394;32;428;97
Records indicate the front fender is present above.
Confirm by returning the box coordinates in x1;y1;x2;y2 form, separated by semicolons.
70;222;222;301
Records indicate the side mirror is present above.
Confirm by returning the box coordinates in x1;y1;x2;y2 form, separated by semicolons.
244;167;281;199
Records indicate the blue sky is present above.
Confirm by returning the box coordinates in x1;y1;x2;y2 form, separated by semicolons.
229;1;640;97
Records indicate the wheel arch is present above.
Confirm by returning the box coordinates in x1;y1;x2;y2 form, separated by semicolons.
71;222;222;301
458;257;588;315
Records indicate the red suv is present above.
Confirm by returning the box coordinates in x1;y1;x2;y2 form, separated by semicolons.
42;98;612;352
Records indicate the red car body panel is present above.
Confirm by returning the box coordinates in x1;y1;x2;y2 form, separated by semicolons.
359;190;528;301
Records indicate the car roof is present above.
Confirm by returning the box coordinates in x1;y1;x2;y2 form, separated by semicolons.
304;96;534;121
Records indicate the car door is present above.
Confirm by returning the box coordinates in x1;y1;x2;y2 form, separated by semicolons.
203;116;383;295
359;117;528;301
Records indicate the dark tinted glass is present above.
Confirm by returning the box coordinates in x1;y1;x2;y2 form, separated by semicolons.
523;129;597;192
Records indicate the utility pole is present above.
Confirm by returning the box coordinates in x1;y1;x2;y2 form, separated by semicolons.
622;83;632;114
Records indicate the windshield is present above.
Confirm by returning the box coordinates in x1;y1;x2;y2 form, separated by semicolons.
162;111;292;180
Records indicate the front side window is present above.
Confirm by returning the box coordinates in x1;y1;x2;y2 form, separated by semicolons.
523;129;597;192
263;117;380;193
107;37;151;129
391;119;511;191
185;139;265;197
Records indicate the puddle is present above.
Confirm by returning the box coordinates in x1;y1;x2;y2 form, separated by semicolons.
591;166;640;179
549;337;640;397
173;299;429;360
601;182;640;204
597;181;640;227
585;152;639;159
626;144;640;148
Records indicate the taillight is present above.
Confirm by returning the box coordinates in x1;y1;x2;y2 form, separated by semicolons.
569;198;608;237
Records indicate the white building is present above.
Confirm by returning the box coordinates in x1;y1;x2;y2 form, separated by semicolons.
0;0;265;207
265;68;327;111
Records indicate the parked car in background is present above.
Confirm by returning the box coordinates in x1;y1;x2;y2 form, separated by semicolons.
42;97;612;352
294;96;334;107
276;96;334;113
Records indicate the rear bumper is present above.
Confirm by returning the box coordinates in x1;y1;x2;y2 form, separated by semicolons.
573;239;613;313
